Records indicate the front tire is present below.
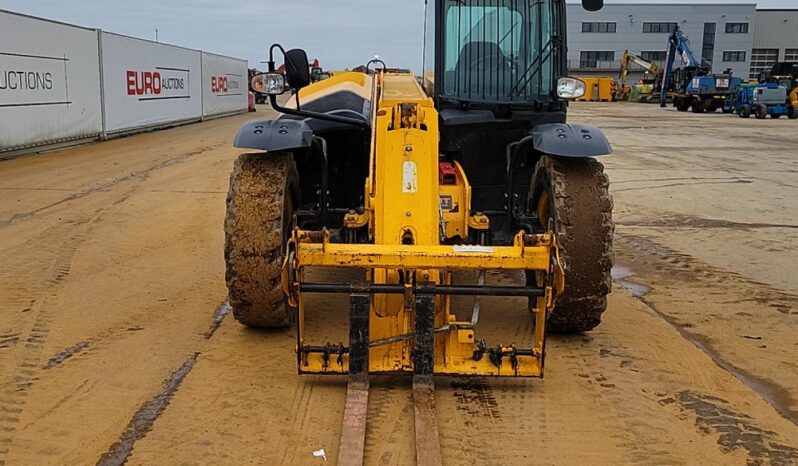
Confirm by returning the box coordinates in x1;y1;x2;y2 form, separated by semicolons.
527;156;614;333
691;99;705;113
224;152;298;328
675;97;690;112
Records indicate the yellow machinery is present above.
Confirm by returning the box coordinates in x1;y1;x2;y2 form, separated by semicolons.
616;49;661;102
233;0;612;463
282;71;563;378
575;76;615;102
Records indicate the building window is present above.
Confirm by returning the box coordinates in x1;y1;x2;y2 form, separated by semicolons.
582;22;616;33
640;51;666;63
702;23;716;70
642;22;677;33
723;51;746;62
580;51;615;69
725;23;749;33
750;48;779;80
785;49;798;62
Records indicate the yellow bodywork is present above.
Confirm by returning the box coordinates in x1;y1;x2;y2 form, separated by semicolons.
575;76;614;102
283;71;563;378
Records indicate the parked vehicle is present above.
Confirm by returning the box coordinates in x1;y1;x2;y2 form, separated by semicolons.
760;62;798;112
736;83;795;119
227;1;616;414
616;50;661;102
248;91;256;112
660;27;741;112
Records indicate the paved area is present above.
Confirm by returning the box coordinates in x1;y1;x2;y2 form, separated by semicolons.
1;103;797;465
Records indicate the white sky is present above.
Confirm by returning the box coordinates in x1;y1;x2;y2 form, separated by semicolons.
1;0;794;71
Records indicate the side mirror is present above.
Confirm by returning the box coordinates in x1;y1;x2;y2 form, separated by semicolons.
284;48;311;90
581;0;603;11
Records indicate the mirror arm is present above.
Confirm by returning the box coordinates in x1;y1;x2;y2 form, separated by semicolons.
268;44;287;72
366;59;387;73
268;94;370;130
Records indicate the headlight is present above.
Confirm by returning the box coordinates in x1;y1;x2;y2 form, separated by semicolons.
557;77;586;100
251;72;286;96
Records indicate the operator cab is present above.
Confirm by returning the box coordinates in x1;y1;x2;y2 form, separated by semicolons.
420;0;604;244
423;0;602;112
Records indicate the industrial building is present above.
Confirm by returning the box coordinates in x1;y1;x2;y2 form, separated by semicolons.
567;2;798;81
751;9;798;78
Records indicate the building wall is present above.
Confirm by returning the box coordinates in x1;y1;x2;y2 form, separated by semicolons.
751;10;798;78
566;3;756;81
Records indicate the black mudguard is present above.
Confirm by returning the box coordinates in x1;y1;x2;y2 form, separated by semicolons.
234;119;314;152
532;123;612;157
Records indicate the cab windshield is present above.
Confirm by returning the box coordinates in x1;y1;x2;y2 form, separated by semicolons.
442;0;554;104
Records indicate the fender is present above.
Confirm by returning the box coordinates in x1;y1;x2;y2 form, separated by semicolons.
532;123;612;157
234;119;314;152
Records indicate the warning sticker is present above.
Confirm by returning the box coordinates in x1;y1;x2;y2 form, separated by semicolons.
402;161;418;193
439;195;453;210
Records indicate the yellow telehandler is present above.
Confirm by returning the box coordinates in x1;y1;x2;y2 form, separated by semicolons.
227;0;612;463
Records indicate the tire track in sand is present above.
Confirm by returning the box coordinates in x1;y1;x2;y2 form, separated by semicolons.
93;301;231;466
0;217;97;463
0;143;225;463
615;233;798;425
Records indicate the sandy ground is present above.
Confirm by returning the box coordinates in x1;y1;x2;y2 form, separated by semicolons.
1;103;797;466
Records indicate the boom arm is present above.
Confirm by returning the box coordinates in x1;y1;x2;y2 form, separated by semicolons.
660;27;705;107
619;50;661;87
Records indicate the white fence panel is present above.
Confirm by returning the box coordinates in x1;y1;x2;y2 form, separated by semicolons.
0;11;103;151
101;33;202;133
201;52;248;117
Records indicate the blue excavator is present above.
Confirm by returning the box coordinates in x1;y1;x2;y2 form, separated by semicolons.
660;26;741;112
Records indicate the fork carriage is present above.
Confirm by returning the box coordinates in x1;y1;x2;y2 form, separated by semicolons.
285;228;563;378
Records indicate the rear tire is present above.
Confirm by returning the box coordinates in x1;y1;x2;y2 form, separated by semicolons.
789;107;798;120
739;105;752;118
755;104;768;120
527;156;614;333
225;152;298;328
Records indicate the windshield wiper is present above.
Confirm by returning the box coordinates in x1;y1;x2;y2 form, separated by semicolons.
497;20;520;48
508;0;553;99
508;38;554;97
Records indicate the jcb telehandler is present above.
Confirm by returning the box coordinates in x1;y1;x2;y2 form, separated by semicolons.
226;0;612;462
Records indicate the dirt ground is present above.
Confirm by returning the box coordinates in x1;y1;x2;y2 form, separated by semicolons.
1;102;797;465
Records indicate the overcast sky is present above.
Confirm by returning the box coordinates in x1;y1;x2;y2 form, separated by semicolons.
1;0;794;71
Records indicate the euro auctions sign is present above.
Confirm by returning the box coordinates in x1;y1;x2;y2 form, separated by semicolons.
101;32;202;132
1;11;103;151
0;46;72;110
210;75;242;94
126;68;189;100
201;52;247;117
